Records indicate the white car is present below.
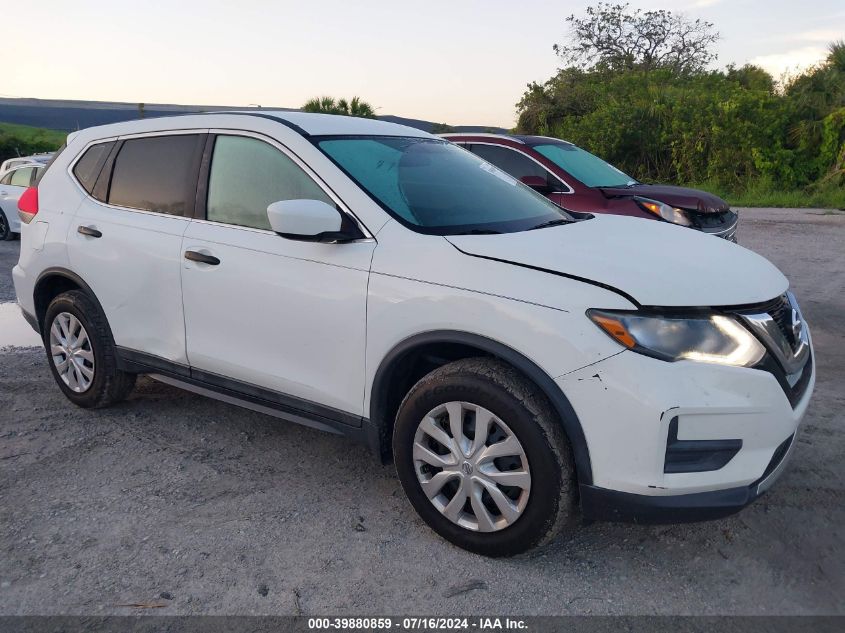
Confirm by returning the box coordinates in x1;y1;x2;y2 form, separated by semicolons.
13;112;814;556
0;163;44;240
0;153;54;176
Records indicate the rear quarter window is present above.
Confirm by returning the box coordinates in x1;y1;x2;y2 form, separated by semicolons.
72;142;113;194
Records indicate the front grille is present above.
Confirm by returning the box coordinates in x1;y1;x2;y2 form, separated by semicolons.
734;294;812;408
693;210;739;241
766;295;794;345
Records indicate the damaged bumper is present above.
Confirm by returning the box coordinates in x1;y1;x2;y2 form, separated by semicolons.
557;348;814;521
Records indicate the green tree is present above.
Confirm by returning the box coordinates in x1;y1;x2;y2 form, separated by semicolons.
515;4;845;205
554;2;719;75
302;96;376;118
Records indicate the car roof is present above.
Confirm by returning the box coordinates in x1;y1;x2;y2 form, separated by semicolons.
72;111;434;143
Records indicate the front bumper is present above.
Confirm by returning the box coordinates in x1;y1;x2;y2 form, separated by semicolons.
580;431;797;523
557;344;815;514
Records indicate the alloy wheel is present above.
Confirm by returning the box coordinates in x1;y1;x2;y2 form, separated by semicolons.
49;312;95;393
0;213;8;240
413;401;531;532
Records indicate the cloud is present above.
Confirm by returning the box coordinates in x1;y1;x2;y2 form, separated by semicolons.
748;46;828;79
685;0;725;7
786;29;845;43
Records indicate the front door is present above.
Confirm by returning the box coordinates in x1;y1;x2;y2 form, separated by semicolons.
180;132;374;421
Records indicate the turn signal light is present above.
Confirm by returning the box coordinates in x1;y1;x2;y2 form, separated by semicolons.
589;314;637;348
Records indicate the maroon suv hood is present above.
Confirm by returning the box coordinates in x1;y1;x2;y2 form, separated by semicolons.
599;184;730;214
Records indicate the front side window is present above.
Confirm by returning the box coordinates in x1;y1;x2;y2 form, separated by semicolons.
10;167;35;187
108;135;202;215
531;142;636;188
0;172;12;185
317;136;571;235
206;135;333;230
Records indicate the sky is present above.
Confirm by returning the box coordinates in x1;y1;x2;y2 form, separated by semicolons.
4;0;844;128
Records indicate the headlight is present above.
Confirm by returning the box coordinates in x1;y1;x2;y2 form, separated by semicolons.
587;310;766;367
634;197;692;227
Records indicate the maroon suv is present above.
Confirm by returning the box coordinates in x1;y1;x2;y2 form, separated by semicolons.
442;133;738;241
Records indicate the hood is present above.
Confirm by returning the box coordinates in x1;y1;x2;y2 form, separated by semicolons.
445;215;787;308
599;184;730;214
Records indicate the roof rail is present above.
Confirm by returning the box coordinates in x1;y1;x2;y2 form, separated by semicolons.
198;110;311;137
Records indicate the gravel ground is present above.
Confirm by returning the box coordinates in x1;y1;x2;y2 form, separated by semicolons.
0;208;843;615
0;236;18;302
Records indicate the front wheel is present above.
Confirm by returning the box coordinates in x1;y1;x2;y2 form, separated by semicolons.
393;358;577;556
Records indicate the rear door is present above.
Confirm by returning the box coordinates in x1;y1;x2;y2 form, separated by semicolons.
180;131;374;419
66;132;206;366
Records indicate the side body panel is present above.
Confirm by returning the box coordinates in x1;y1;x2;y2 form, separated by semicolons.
180;220;374;416
66;199;192;363
363;220;634;416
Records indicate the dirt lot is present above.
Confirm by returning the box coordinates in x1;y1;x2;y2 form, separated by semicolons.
1;208;843;615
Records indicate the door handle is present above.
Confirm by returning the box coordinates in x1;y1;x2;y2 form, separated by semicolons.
184;250;220;266
77;225;102;238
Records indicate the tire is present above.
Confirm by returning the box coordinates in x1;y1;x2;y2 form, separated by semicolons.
0;210;13;241
43;290;136;408
393;357;577;556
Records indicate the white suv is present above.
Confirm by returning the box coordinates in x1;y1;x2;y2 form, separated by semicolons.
13;112;814;556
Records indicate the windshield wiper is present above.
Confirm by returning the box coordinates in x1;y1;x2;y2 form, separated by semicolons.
528;218;573;231
451;229;503;235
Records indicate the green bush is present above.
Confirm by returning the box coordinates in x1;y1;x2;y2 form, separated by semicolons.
0;123;66;165
517;42;845;208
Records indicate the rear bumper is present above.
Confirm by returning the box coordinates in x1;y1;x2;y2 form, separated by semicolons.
580;432;798;523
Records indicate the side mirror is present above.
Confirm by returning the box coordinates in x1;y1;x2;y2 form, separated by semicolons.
266;199;363;243
520;175;549;192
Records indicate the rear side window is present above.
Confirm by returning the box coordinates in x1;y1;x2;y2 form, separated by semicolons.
0;172;12;185
108;135;202;215
72;142;113;194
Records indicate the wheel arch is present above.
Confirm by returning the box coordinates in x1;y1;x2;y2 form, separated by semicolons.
33;267;109;336
369;330;593;485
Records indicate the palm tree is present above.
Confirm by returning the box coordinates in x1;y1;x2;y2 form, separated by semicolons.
302;96;377;118
828;40;845;76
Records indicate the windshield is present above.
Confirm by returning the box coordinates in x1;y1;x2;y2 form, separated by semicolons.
316;136;572;234
532;142;636;188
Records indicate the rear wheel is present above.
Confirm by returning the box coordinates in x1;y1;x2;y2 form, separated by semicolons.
44;290;136;408
393;358;577;556
0;210;14;241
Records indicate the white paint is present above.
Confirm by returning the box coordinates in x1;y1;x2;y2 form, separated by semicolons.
11;112;815;507
447;214;789;307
